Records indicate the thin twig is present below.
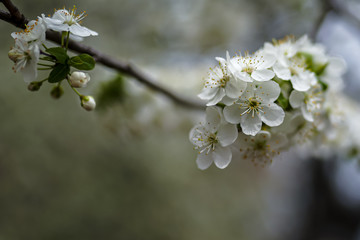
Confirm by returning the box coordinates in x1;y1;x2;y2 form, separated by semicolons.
0;1;205;109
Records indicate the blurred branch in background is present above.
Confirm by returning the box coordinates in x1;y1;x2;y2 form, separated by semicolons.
0;0;205;110
312;0;360;39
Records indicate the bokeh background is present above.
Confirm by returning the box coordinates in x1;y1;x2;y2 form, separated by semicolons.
1;0;360;239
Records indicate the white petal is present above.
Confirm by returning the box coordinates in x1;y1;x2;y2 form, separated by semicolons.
254;81;280;102
196;152;213;170
223;104;242;124
225;81;240;98
327;57;347;75
70;24;98;37
236;72;253;82
269;133;287;149
213;146;232;169
259;103;285;127
189;124;203;146
240;114;262;136
273;63;291;80
301;103;314;122
290;75;311;92
254;130;271;141
206;106;222;132
251;69;275;81
206;89;226;106
221;96;237;106
217;124;238;147
256;53;276;69
198;86;218;100
289;90;304;108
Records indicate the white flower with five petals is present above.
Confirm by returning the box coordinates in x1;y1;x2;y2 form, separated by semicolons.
223;81;285;136
235;130;287;167
198;51;247;106
189;107;238;170
8;38;39;83
231;50;276;82
44;7;98;37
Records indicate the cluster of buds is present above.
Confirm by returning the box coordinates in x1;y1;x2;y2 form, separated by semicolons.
190;35;354;170
8;6;97;111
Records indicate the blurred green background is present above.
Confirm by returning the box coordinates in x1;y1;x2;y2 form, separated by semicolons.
0;0;359;239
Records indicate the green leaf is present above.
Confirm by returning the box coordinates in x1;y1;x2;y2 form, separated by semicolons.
46;47;68;64
97;75;126;110
68;54;96;70
48;64;70;83
318;79;328;92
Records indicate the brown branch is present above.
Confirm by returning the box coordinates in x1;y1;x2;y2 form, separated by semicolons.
0;1;205;110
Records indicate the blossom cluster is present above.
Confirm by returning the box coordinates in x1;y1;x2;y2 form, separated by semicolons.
190;35;351;169
8;6;97;111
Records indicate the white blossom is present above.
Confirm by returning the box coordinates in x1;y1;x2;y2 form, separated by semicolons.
198;51;247;106
235;131;287;167
289;84;324;122
11;17;47;44
189;107;238;170
69;71;90;88
8;38;39;83
263;36;317;92
81;96;96;111
231;50;276;82
223;81;285;136
44;7;98;37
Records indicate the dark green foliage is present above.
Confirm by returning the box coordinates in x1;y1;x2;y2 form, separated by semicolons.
69;54;96;71
96;75;126;110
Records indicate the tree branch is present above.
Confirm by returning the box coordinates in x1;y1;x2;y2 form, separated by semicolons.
0;1;205;110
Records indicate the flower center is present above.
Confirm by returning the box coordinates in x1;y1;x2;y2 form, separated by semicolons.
219;75;230;88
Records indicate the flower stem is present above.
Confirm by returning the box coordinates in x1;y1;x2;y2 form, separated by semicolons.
67;78;83;97
65;31;70;52
61;31;67;47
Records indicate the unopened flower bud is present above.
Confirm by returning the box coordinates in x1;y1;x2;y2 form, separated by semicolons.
27;81;42;91
50;85;64;99
69;71;90;88
81;95;96;111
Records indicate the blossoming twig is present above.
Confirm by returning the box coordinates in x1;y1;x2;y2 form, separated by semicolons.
0;0;205;110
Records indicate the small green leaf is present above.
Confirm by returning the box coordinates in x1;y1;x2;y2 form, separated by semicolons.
97;75;126;110
69;54;96;70
48;64;70;83
318;79;328;92
46;47;68;64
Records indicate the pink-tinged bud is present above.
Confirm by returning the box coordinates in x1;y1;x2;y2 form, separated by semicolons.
81;95;96;111
69;71;90;88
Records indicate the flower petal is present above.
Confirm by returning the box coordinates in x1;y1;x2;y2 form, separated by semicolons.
259;103;285;127
198;86;218;100
254;81;280;102
206;88;226;106
196;152;213;170
213;146;232;169
273;63;291;80
217;124;238;147
223;104;242;124
70;24;97;37
289;90;304;108
235;72;253;82
301;103;314;122
240;114;262;136
206;106;222;132
291;75;311;92
251;69;275;82
256;53;276;69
